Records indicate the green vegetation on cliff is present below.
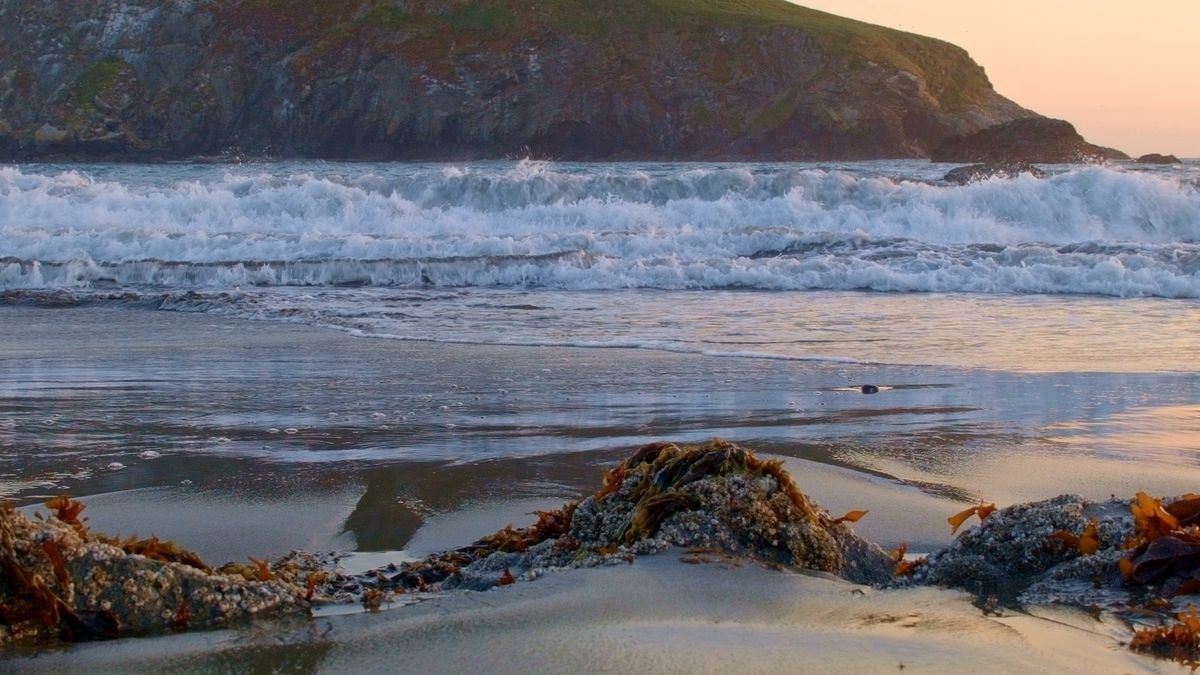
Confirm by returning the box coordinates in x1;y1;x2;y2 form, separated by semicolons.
0;0;1031;160
346;0;995;111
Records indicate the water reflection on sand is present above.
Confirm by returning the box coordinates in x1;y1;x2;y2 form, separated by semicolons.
3;306;1200;563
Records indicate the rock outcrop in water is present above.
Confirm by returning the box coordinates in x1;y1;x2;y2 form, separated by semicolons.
943;161;1046;184
1137;153;1182;165
932;117;1128;164
0;0;1035;161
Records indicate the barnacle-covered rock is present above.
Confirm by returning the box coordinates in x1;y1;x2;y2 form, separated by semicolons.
569;440;894;584
370;440;895;593
0;503;308;645
914;495;1134;604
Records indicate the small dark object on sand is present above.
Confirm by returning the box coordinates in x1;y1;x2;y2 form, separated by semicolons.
861;385;880;394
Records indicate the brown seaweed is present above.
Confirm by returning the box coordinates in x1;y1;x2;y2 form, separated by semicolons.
610;439;828;543
1050;518;1101;556
1130;605;1200;666
834;510;869;525
0;505;119;641
361;589;385;612
947;502;996;535
891;542;926;577
44;496;88;536
370;439;889;593
1122;494;1200;590
103;534;211;573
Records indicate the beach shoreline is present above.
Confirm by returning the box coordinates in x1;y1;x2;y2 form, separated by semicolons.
5;305;1200;558
2;304;1199;671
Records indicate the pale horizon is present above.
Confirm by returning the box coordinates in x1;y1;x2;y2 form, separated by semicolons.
799;0;1200;158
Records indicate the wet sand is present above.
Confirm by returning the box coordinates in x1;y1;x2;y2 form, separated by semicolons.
12;557;1163;674
3;306;1200;670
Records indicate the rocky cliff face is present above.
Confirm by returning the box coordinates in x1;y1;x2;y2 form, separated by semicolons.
932;118;1128;164
0;0;1035;161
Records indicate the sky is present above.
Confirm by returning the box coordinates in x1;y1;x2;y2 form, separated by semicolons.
796;1;1200;157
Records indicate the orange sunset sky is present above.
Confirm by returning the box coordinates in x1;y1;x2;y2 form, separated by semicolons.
799;1;1200;158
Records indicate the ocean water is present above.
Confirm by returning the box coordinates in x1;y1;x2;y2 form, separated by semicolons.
2;160;1200;559
1;159;1198;372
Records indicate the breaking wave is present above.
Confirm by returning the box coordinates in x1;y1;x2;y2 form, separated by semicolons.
2;161;1198;297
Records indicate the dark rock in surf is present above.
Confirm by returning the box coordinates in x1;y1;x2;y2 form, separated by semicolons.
861;384;881;394
932;117;1128;164
1136;153;1182;165
944;162;1046;184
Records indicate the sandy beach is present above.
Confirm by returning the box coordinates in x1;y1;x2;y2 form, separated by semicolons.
2;305;1199;671
11;556;1161;674
1;0;1197;657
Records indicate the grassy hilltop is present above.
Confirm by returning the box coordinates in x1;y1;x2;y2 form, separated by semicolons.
0;0;1032;160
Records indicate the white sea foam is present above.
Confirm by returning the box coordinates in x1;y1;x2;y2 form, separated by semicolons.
1;161;1198;297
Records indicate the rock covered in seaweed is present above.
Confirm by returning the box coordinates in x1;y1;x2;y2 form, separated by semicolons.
0;502;309;645
369;440;895;594
569;440;894;584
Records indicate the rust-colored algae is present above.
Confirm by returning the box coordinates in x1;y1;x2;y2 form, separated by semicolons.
1078;519;1101;555
1121;493;1200;591
1098;492;1200;665
40;538;70;587
948;502;996;535
170;599;191;631
250;556;273;581
607;439;830;543
1050;518;1102;556
361;589;385;613
1130;606;1200;666
0;504;119;642
105;534;211;573
1;498;307;645
894;557;926;577
45;496;88;536
1132;491;1181;543
891;542;925;577
834;510;869;525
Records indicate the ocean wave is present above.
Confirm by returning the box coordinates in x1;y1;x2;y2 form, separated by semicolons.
1;162;1198;297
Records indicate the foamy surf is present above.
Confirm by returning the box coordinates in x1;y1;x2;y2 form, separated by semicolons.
1;161;1198;297
4;160;1199;372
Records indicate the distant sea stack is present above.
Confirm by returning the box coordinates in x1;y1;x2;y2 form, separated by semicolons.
1136;153;1182;165
0;0;1039;161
